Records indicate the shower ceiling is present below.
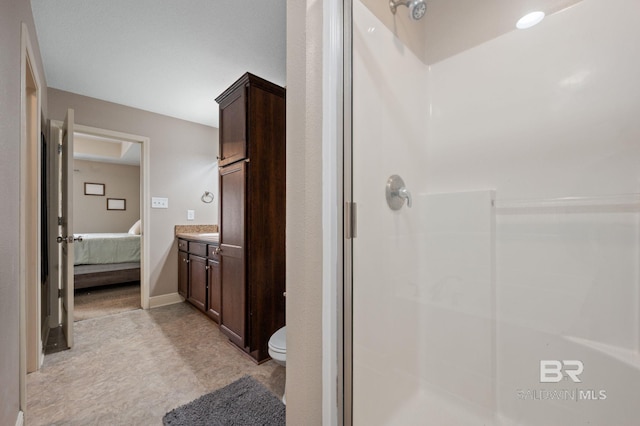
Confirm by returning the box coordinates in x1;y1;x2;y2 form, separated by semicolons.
424;0;582;64
362;0;582;64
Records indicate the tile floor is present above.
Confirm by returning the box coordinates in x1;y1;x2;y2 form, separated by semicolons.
27;302;285;425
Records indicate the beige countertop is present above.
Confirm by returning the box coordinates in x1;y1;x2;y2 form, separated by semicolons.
175;224;218;234
175;224;219;244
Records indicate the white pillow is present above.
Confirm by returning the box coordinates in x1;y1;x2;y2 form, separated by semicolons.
128;219;141;235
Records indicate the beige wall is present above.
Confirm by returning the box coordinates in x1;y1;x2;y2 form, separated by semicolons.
49;89;218;298
0;0;48;423
73;160;141;233
286;0;324;423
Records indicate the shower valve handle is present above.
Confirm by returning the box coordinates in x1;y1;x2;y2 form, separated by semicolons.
398;187;412;208
386;175;412;210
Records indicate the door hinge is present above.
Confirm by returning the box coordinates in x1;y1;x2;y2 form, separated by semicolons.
58;288;63;298
345;202;357;239
57;143;62;154
58;216;63;226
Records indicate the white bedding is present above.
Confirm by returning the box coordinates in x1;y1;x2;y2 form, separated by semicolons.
73;233;141;265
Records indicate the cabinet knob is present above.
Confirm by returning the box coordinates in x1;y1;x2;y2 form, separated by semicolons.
214;246;222;255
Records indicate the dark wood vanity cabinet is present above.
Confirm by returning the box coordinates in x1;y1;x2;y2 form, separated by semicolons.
178;238;221;323
215;73;286;363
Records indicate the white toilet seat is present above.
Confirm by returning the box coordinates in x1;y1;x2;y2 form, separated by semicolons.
269;346;286;355
268;326;286;352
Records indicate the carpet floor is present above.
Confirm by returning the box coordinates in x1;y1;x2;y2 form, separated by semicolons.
74;282;141;321
26;302;285;425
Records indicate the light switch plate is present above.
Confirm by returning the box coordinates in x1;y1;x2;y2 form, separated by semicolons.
187;210;195;220
152;197;169;209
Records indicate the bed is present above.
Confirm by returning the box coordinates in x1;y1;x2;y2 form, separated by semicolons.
73;233;141;289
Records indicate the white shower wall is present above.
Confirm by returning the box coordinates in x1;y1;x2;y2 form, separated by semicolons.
352;0;640;424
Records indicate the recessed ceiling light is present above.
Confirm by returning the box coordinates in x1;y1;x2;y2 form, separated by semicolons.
516;11;545;29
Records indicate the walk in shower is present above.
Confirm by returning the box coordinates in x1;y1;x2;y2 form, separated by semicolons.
347;0;640;424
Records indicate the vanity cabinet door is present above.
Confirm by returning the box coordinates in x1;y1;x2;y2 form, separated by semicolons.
188;254;207;312
178;249;188;298
207;258;221;323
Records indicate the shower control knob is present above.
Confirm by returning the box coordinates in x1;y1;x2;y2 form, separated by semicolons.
386;175;412;210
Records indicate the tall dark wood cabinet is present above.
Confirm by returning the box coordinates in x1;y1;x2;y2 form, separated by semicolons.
215;73;286;363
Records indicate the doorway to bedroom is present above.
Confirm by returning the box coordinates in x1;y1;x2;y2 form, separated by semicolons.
71;131;143;322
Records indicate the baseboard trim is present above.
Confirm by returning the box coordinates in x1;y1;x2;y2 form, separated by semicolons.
16;410;24;426
149;292;184;309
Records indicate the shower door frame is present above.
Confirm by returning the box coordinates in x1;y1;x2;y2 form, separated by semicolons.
340;0;354;425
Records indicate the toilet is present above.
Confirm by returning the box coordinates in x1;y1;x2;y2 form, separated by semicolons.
268;326;287;404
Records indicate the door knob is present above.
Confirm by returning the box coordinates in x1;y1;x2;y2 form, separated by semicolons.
56;235;83;244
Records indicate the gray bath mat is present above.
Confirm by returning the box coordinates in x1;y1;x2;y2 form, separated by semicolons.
163;375;285;425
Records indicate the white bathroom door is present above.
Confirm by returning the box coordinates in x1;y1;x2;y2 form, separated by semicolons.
58;109;75;348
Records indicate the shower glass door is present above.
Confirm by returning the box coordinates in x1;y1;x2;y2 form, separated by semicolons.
349;0;640;424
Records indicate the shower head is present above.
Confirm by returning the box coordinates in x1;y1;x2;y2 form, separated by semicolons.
389;0;427;21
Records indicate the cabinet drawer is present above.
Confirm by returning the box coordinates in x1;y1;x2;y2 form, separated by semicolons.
208;244;220;261
177;239;188;251
188;242;207;257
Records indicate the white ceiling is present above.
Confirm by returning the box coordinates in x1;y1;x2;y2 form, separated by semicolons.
74;132;141;166
31;0;286;128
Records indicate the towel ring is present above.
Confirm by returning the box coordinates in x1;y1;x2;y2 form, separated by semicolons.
201;191;214;204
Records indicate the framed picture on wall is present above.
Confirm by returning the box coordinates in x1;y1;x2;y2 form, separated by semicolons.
84;182;105;196
107;198;126;211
